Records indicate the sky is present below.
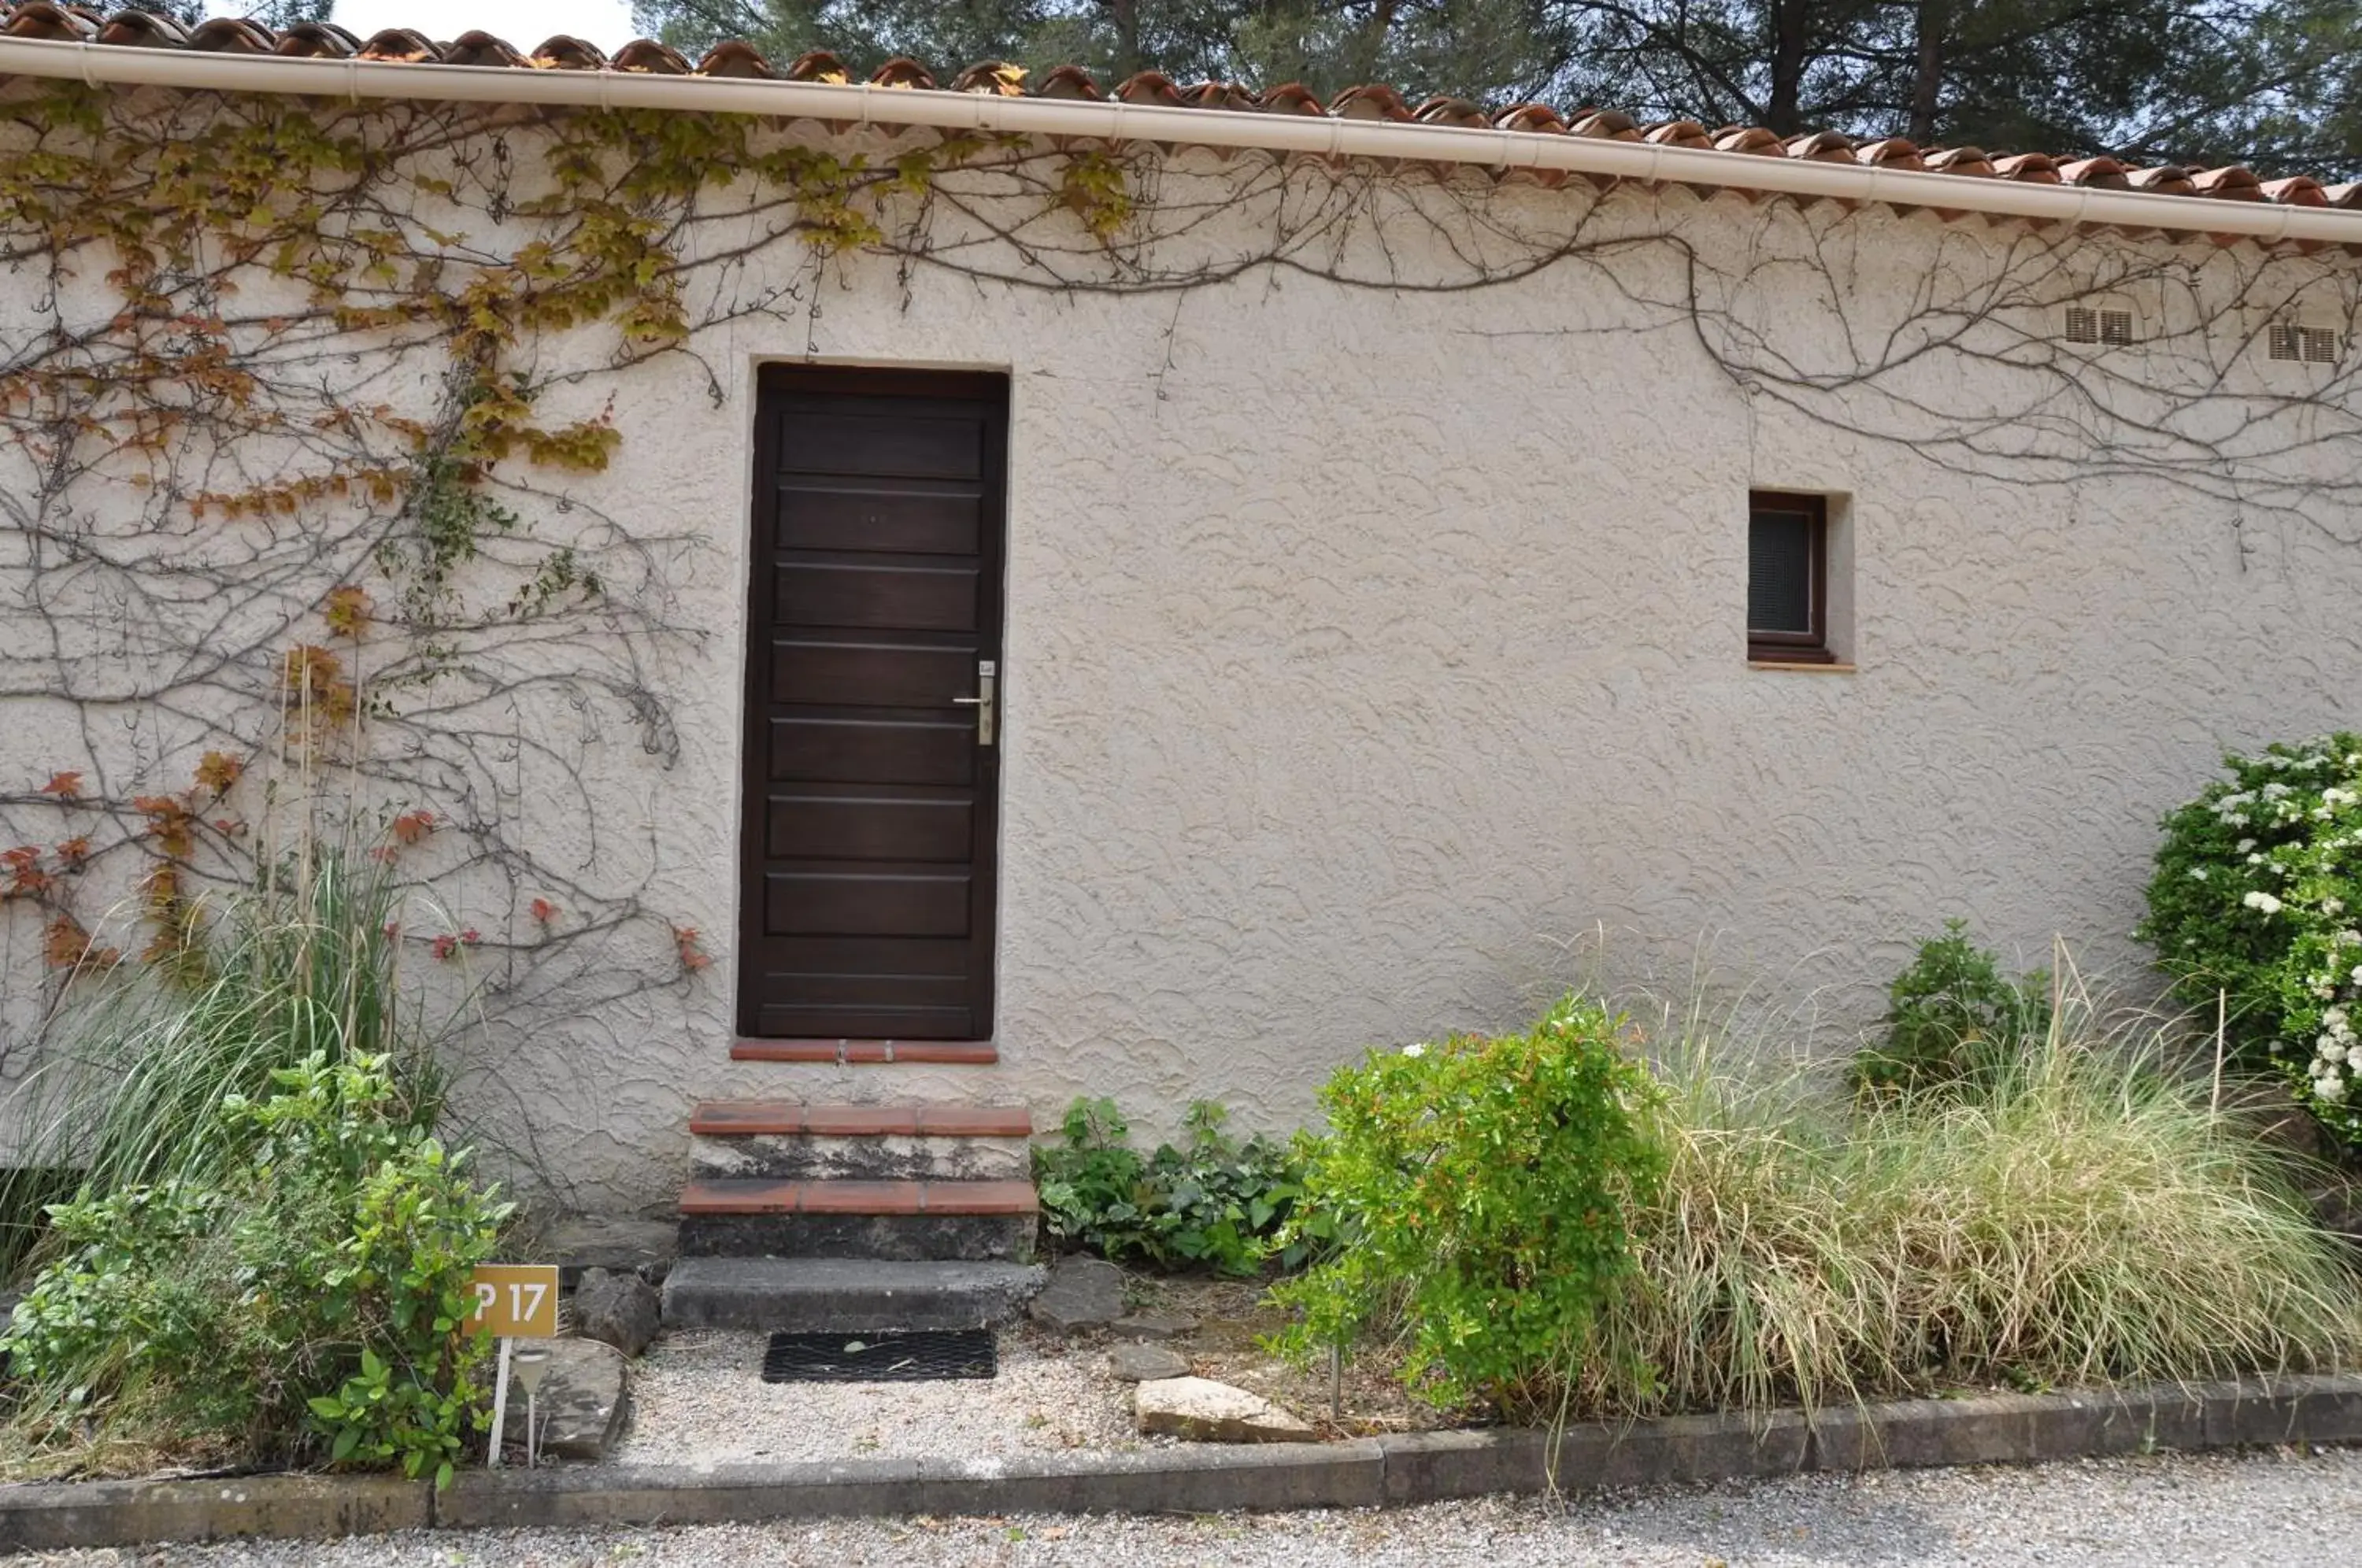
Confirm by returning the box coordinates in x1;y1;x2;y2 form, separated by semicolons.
319;1;643;50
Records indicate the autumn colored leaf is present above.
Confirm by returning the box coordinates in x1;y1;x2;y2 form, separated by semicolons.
194;749;242;797
54;835;91;867
391;809;435;846
530;897;558;926
132;794;196;857
323;584;372;637
431;933;459;962
38;771;83;800
2;845;50;900
674;925;713;973
44;915;118;974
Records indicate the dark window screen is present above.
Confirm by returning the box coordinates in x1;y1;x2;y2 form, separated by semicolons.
1749;509;1816;635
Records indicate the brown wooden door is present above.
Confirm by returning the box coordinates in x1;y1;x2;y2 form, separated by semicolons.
739;367;1006;1039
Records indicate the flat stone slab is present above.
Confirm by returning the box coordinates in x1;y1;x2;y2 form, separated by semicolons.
1109;1344;1192;1382
1135;1376;1317;1443
662;1256;1046;1333
1113;1311;1198;1341
502;1338;628;1463
546;1217;678;1287
1028;1257;1124;1331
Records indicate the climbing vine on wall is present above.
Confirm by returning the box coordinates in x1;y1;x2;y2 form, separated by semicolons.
2;80;2357;1173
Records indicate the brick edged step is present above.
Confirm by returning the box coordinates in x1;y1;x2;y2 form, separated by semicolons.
661;1256;1045;1332
731;1039;999;1065
690;1101;1032;1183
678;1178;1038;1263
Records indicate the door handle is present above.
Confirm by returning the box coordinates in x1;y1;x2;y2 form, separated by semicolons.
951;660;995;747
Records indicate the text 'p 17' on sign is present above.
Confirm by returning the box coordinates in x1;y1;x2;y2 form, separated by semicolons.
465;1264;560;1337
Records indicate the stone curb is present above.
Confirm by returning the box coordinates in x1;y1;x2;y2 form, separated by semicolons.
2;1374;2356;1551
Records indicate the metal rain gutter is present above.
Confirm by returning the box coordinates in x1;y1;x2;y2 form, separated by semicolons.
0;35;2351;246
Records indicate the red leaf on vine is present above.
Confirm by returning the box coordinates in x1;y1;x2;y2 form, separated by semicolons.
44;915;117;974
132;794;196;857
2;845;50;900
38;771;83;801
674;925;713;973
54;835;91;867
193;750;242;797
391;810;435;845
530;897;558;926
431;934;459;962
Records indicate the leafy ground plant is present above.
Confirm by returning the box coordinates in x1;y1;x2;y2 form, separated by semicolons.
2;1052;507;1485
2138;732;2362;1148
1270;996;1667;1420
1848;919;2053;1096
1034;1098;1310;1275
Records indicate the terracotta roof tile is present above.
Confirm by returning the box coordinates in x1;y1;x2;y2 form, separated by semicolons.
1923;146;1994;176
0;7;2342;220
1646;120;1715;150
1993;152;2063;183
2191;165;2263;200
1494;103;1569;134
697;39;774;80
1257;82;1325;116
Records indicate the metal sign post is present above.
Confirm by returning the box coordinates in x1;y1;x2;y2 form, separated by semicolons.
464;1263;561;1469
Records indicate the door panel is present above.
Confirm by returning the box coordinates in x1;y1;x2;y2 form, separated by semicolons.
764;795;974;862
739;368;1006;1040
776;485;983;556
775;561;981;632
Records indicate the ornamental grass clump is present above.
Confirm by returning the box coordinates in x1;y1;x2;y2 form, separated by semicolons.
1271;997;1666;1420
0;842;447;1273
1572;1007;2360;1420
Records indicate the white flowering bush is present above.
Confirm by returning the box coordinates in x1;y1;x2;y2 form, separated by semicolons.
2139;733;2362;1148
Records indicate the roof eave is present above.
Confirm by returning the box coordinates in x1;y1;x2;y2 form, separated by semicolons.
0;36;2345;247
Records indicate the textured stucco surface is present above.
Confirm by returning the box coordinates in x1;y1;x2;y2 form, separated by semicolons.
5;117;2360;1214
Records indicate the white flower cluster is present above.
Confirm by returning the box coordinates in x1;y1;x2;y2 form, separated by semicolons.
2314;1007;2356;1104
2243;890;2284;915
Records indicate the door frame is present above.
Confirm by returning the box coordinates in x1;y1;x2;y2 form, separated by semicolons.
735;362;1011;1039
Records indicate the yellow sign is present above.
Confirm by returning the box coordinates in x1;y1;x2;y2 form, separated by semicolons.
464;1264;560;1337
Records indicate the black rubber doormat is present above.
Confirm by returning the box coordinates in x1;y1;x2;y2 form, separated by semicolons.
761;1328;998;1383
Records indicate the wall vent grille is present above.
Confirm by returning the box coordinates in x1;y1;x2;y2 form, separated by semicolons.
2064;307;2135;345
2268;324;2342;364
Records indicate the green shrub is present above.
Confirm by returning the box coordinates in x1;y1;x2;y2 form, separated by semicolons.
2;1053;508;1485
2;843;449;1273
1271;997;1666;1418
1571;1011;2360;1420
2138;733;2362;1148
1034;1098;1310;1275
1849;919;2052;1096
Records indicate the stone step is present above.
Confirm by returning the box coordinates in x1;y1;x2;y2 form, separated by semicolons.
676;1178;1038;1263
661;1256;1046;1332
731;1039;999;1065
688;1101;1033;1182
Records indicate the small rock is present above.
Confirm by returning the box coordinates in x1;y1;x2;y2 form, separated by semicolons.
1027;1256;1124;1331
1135;1375;1316;1443
502;1338;628;1462
1107;1343;1192;1382
1112;1311;1198;1341
571;1267;661;1357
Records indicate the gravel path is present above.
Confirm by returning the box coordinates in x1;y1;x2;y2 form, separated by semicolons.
18;1445;2361;1566
614;1331;1138;1466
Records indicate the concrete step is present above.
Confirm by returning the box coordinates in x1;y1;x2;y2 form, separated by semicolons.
687;1101;1033;1183
661;1256;1046;1332
676;1178;1038;1263
731;1039;998;1065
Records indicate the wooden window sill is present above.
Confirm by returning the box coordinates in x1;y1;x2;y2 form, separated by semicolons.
1749;660;1857;673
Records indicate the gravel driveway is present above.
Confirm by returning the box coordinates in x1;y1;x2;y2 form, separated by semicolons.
16;1445;2360;1566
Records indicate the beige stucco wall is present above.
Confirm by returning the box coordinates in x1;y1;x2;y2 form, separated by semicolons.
6;110;2359;1214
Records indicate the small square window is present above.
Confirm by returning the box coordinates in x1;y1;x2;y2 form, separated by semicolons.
1748;492;1832;664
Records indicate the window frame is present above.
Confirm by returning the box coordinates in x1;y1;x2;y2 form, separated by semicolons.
1746;490;1834;665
